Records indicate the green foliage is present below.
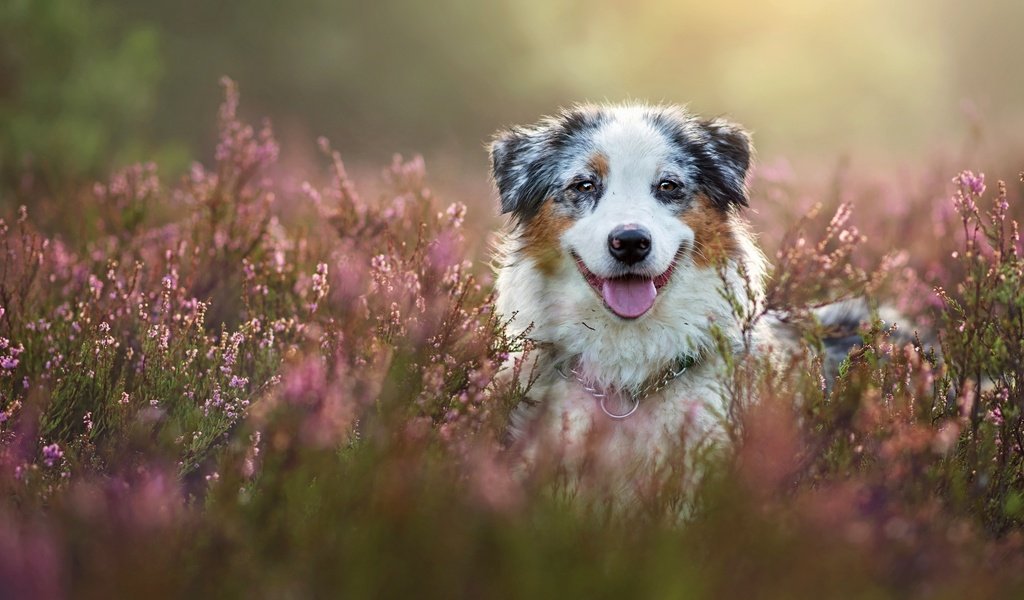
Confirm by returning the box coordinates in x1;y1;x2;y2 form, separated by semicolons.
0;0;168;197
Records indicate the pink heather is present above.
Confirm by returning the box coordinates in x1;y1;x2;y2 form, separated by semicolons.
955;170;986;197
42;443;63;467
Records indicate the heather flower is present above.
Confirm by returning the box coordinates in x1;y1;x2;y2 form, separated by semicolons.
214;77;279;172
954;170;986;197
42;443;63;467
242;259;256;281
220;332;245;376
444;202;467;228
987;406;1005;426
88;274;103;298
95;162;160;210
309;262;329;312
203;386;224;416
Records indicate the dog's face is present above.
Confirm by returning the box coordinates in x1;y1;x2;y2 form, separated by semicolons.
491;105;752;320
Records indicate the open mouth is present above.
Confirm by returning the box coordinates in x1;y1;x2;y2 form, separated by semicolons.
573;252;678;319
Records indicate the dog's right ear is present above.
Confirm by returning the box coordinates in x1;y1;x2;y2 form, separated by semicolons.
491;107;604;220
489;126;553;221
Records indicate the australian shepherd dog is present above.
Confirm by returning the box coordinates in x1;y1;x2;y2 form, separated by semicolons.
489;104;873;491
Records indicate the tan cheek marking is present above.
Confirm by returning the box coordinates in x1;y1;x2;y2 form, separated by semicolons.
681;195;738;268
587;152;609;180
521;201;573;275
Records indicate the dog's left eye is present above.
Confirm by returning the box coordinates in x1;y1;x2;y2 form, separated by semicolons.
573;181;596;193
658;180;678;192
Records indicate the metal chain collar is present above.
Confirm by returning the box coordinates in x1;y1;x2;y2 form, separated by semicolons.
556;354;699;420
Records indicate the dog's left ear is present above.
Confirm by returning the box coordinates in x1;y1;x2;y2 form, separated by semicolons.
696;118;753;209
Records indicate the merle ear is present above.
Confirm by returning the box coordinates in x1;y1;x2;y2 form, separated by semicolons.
489;128;525;214
491;120;580;223
490;106;605;220
489;126;552;219
696;118;753;208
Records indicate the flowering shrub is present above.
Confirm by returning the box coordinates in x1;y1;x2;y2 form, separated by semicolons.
1;80;1023;597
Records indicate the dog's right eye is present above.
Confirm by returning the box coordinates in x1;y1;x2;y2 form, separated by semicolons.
573;181;596;193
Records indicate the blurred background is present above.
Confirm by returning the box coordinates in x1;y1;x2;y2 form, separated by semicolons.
2;0;1023;201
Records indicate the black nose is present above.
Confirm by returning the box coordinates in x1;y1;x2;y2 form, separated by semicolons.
608;225;652;265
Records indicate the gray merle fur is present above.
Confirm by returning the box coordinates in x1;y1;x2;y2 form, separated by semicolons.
813;299;926;391
648;111;753;210
489;107;606;222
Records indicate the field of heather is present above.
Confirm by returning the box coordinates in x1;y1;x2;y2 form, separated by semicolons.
4;1;1024;597
1;78;1023;598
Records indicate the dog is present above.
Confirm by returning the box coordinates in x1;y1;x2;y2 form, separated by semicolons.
488;104;880;490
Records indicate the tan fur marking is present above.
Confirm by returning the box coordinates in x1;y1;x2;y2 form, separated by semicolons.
522;201;572;275
682;195;739;268
587;153;609;180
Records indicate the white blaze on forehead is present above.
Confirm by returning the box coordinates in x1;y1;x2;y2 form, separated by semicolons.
595;107;676;183
562;108;694;278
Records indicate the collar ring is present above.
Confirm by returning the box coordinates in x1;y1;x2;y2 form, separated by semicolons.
599;393;640;419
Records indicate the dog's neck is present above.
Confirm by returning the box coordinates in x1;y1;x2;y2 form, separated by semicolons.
548;349;705;399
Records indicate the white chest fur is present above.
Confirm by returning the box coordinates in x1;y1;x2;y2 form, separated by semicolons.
507;358;733;479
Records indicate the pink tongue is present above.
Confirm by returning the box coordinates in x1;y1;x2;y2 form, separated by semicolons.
601;278;657;318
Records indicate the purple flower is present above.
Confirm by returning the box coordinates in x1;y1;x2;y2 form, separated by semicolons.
42;443;63;467
954;170;986;197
